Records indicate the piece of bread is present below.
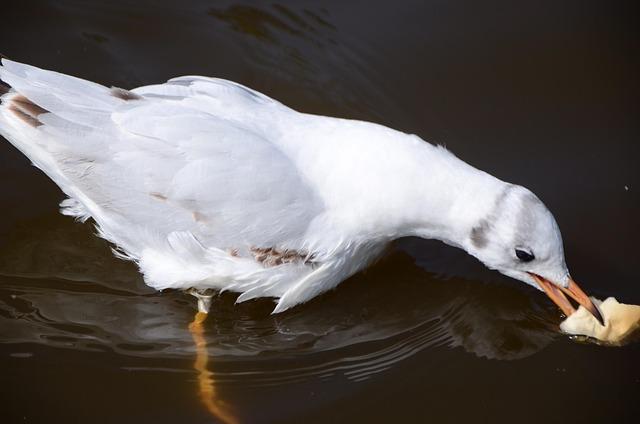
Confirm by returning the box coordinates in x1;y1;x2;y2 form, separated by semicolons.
560;297;640;344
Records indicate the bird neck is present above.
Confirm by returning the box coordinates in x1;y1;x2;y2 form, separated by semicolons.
389;142;509;249
279;117;509;251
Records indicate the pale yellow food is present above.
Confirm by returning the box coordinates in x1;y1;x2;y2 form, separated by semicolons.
560;297;640;344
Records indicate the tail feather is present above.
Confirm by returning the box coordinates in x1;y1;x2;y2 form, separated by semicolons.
0;59;114;107
0;58;149;262
0;59;119;227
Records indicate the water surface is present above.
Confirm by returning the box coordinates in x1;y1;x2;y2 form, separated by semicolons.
1;1;638;423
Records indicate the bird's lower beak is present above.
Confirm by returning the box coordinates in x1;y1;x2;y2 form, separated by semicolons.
529;273;604;326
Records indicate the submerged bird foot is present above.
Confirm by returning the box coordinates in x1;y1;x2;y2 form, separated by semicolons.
189;310;208;332
187;303;238;424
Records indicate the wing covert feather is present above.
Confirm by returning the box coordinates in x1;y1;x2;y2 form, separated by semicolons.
104;101;324;253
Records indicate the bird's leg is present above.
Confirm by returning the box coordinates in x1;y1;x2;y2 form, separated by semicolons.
187;287;211;347
187;288;215;314
189;310;209;332
186;289;239;424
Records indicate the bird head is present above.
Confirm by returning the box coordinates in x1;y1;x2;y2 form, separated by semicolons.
465;185;604;324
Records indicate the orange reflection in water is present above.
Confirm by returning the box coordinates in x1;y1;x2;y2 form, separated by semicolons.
189;312;239;424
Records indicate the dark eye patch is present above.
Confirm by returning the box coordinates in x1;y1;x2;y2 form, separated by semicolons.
515;248;535;262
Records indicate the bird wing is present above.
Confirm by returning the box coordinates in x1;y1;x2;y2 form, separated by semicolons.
108;100;325;253
0;59;326;298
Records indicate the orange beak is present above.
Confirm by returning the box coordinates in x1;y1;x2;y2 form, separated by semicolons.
529;273;604;325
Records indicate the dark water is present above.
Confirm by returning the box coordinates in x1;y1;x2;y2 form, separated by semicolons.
1;1;639;423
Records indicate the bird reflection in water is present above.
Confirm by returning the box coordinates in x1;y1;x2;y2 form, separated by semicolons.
189;311;239;424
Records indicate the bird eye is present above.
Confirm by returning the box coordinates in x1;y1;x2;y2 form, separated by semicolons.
515;248;535;262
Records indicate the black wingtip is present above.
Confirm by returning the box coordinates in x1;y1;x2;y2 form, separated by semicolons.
0;54;11;98
0;82;10;97
0;53;11;72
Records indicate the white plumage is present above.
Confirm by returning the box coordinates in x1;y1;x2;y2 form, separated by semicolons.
1;59;588;317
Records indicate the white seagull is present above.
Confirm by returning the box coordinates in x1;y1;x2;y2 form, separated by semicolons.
0;59;603;324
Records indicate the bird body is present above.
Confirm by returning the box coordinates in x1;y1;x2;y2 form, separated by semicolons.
0;59;602;321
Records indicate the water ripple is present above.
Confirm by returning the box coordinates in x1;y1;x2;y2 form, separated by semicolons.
0;213;561;391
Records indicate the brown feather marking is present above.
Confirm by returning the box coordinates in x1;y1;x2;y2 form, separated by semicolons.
250;246;314;267
0;82;9;97
12;94;48;116
8;104;41;127
111;87;142;101
192;211;207;222
150;192;168;201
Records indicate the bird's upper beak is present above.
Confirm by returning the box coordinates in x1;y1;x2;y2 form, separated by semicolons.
529;273;605;325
